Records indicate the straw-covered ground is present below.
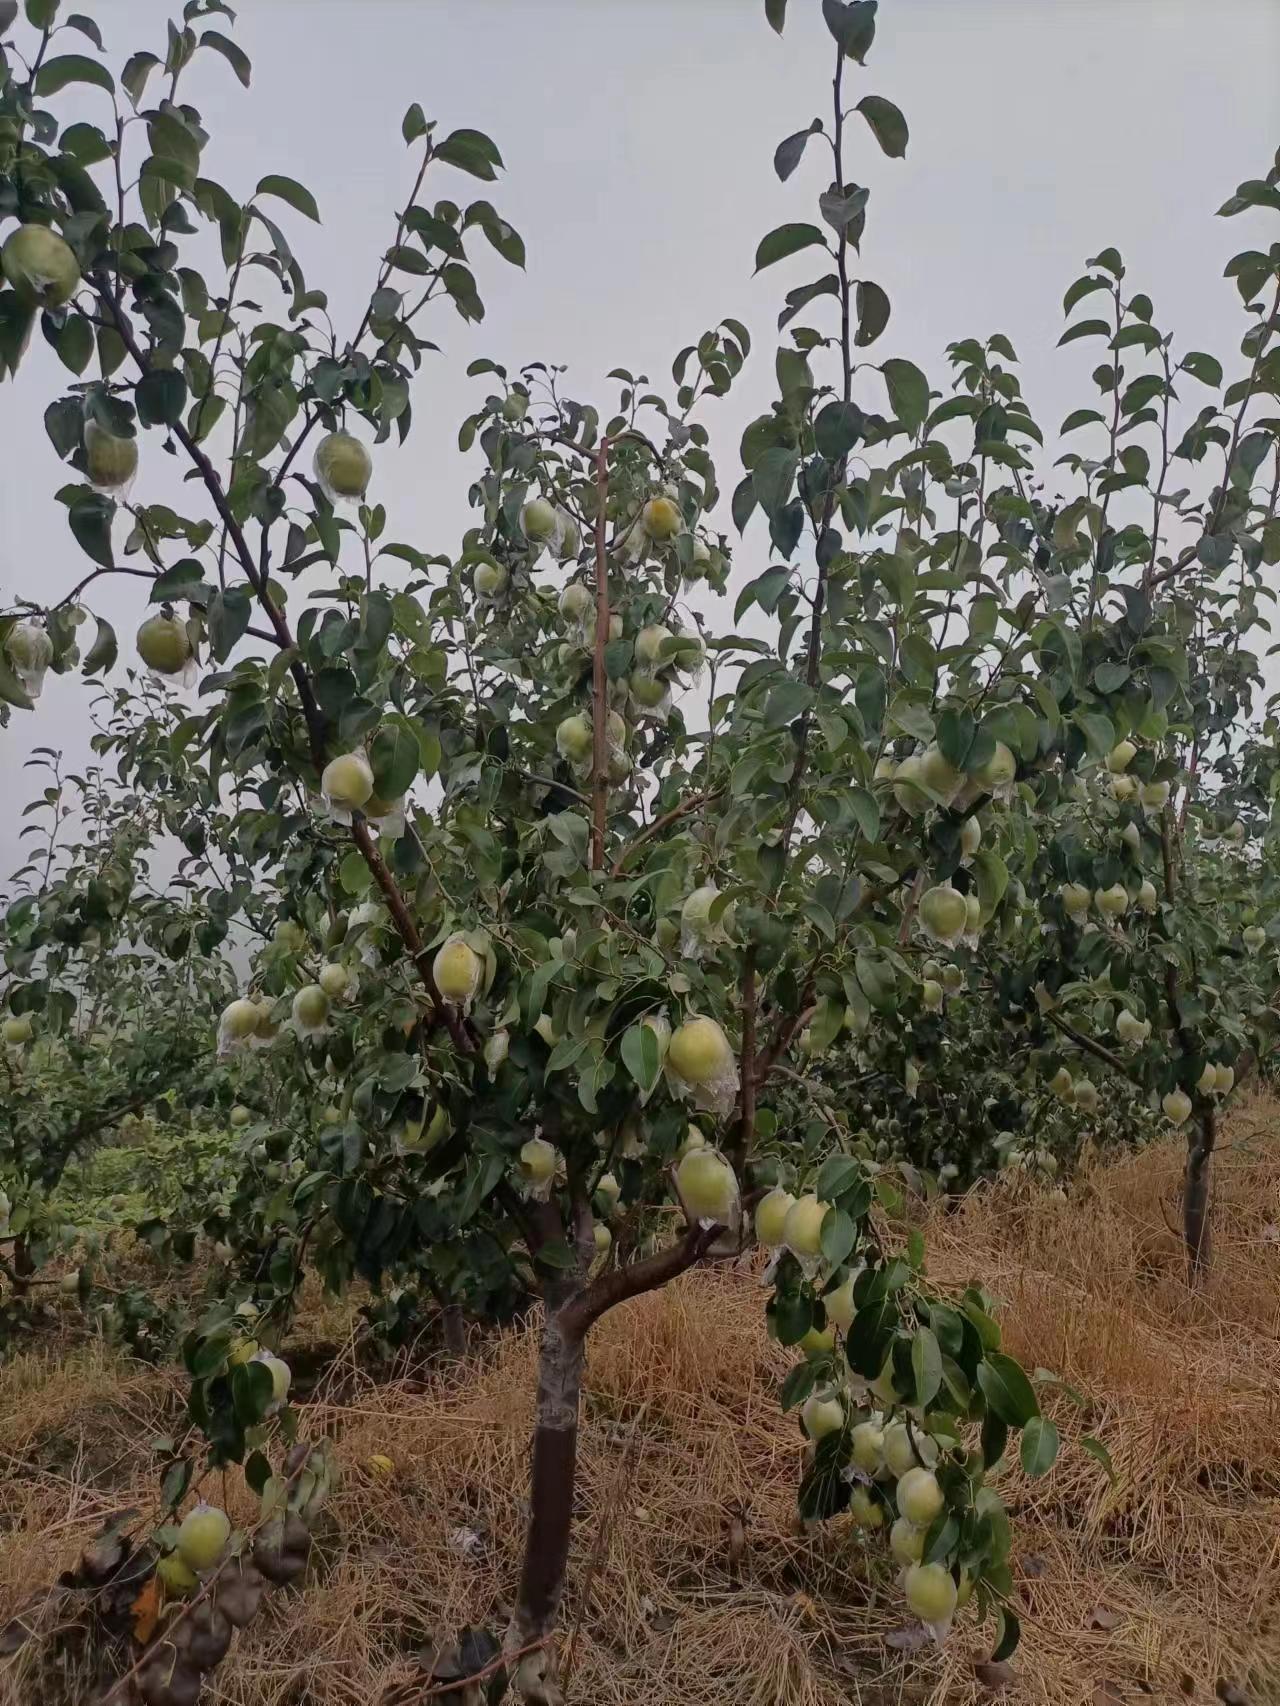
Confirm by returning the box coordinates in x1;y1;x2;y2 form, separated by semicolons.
2;1096;1277;1705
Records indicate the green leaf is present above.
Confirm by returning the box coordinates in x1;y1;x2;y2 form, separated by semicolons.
402;101;428;143
255;174;320;222
56;314;93;376
752;445;799;515
68;492;115;568
854;278;890;347
82;614;116;676
121;50;161;107
754;223;827;273
370;718;420;799
856;95;908;158
1058;318;1110;346
848;787;879;841
882;358;929;432
765;0;788;33
1019;1415;1059;1478
339;850;372;895
136;367;188;427
433;127;503;181
990;1606;1021;1662
911;1326;943;1407
764;678;812;729
774;120;822;183
1060;408;1106;435
150;560;206;603
243;1449;271;1496
977;1353;1040;1427
1181;350;1222;388
200;28;251;88
822;0;876;61
231;1358;274;1423
820;1206;856;1267
1080;1435;1117;1484
34;54;114;96
208;586;251;662
814;400;863;458
1062;275;1107;315
620;1022;662;1095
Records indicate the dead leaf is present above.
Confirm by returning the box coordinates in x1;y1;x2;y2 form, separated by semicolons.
885;1623;931;1652
130;1575;161;1645
1088;1605;1123;1630
1093;1684;1126;1704
1216;1684;1251;1705
974;1659;1015;1691
1020;1552;1049;1578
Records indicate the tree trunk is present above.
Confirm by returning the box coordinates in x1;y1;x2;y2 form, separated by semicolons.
1184;1106;1216;1279
503;1223;717;1702
506;1303;585;1704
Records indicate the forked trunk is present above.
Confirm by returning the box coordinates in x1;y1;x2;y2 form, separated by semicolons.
505;1304;585;1704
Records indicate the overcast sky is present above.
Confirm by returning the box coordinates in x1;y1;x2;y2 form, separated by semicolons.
2;0;1278;877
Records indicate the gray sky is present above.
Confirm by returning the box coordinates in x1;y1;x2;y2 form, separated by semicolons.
3;0;1278;876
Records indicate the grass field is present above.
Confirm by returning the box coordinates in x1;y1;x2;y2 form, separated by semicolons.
2;1099;1277;1705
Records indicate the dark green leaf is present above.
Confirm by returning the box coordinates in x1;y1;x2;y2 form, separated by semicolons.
82;614;116;675
34;54;114;96
820;1207;856;1267
1080;1435;1117;1484
434;127;503;181
620;1022;662;1094
255;174;319;222
54;313;93;376
121;50;160;106
1058;318;1110;346
814;400;863;458
402;102;428;143
754;223;827;273
136;367;188;427
200;28;251;87
370;718;419;799
1062;275;1107;315
1019;1415;1059;1477
1181;350;1222;388
911;1326;943;1407
774;120;822;183
882;357;929;433
990;1607;1021;1662
765;0;787;33
822;0;876;61
856;94;907;157
977;1353;1040;1427
854;278;890;346
68;492;115;568
752;445;798;515
208;586;251;662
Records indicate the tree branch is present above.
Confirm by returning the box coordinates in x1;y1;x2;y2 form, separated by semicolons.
560;1222;721;1339
608;789;719;878
1045;1009;1129;1076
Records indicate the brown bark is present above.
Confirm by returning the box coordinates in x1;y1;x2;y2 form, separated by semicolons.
507;1224;719;1700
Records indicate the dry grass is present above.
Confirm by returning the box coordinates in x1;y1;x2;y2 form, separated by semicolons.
2;1098;1279;1705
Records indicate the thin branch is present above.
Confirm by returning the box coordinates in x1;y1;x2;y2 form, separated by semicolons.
1045;1009;1129;1077
608;789;719;877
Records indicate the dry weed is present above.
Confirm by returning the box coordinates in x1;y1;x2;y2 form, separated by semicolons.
2;1097;1278;1705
